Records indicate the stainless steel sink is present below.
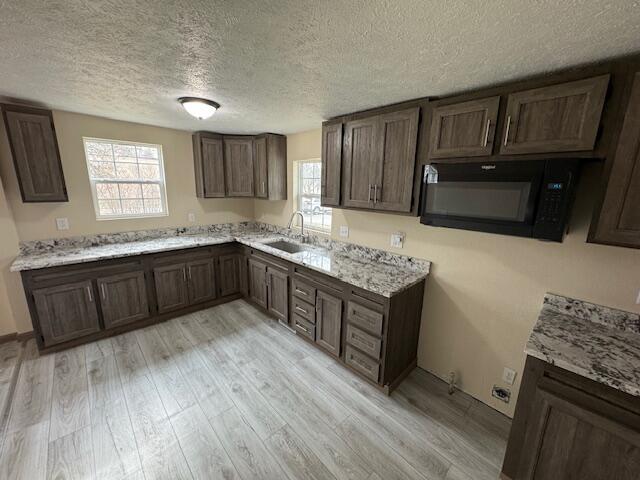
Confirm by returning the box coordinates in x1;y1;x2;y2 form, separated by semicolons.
264;240;310;254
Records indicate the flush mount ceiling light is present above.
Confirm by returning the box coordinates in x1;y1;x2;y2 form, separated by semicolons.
178;97;220;120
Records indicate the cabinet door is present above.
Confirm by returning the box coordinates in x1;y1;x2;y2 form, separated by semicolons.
239;255;249;297
373;107;419;212
429;96;500;158
248;259;268;308
224;136;254;196
342;117;378;209
267;267;289;323
315;290;342;357
200;136;226;197
517;378;640;480
253;136;268;198
321;123;343;206
219;254;240;296
500;75;609;155
154;263;188;313
33;280;100;346
1;104;67;202
187;258;217;305
590;72;640;248
97;271;149;329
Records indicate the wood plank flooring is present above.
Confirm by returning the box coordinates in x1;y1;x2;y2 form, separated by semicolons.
0;299;511;480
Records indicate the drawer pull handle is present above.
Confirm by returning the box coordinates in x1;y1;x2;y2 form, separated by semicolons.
295;306;308;314
296;323;309;334
295;288;308;296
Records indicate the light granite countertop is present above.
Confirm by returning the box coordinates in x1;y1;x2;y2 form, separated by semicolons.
526;293;640;397
10;223;430;298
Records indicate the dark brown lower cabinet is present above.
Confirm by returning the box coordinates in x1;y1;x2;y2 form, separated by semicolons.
218;254;241;296
154;263;189;313
239;255;249;297
187;258;216;305
315;290;342;357
32;280;100;345
248;258;268;309
97;271;149;329
503;356;640;480
266;267;289;323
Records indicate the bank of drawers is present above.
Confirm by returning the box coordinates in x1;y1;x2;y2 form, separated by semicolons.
344;300;384;382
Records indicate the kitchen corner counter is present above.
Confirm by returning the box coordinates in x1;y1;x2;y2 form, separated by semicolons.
10;223;430;298
525;293;640;397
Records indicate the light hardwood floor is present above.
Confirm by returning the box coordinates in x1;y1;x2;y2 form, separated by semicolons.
0;299;511;480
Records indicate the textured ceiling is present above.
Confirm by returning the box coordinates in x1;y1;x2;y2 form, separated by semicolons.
1;1;639;134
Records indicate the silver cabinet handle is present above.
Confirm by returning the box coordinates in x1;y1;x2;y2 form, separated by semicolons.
503;116;511;146
483;119;491;147
296;323;309;334
86;286;93;302
295;306;308;314
295;288;308;296
188;266;192;280
262;181;265;194
374;184;378;204
368;184;372;202
183;268;187;282
101;283;106;300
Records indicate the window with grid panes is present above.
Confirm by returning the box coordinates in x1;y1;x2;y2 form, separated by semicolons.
297;160;332;232
83;138;168;219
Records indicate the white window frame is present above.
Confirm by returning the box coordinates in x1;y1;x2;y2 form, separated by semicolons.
296;159;331;233
83;137;169;221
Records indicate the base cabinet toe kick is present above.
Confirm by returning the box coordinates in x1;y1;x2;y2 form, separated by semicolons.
20;242;426;393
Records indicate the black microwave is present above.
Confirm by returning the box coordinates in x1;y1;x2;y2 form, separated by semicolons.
419;159;580;241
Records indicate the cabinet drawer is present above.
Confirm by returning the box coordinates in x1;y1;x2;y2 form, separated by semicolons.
292;297;315;324
292;277;316;303
293;314;315;341
345;345;380;383
346;324;382;359
347;301;383;336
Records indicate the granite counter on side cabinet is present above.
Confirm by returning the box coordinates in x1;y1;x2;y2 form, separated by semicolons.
10;222;431;298
525;293;640;397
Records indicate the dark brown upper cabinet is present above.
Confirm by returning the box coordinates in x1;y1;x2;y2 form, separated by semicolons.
373;107;419;212
33;280;100;346
500;75;610;155
342;116;379;209
193;132;225;197
342;108;419;212
321;122;343;206
224;136;255;197
1;104;68;202
589;72;640;249
428;96;500;158
97;271;149;329
253;134;287;200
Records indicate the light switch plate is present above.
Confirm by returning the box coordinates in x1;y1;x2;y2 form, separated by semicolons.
188;212;196;223
636;289;640;304
339;225;349;238
390;232;405;248
55;217;69;231
502;367;517;385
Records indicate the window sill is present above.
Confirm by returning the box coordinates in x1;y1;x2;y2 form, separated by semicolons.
95;212;169;221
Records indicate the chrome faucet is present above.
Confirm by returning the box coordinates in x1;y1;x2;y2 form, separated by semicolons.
287;210;307;241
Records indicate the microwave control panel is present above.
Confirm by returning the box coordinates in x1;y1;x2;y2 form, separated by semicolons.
533;161;579;241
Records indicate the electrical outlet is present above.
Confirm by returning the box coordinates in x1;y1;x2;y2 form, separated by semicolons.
55;217;69;231
390;232;405;248
339;225;349;238
502;367;517;385
492;385;511;403
188;212;196;223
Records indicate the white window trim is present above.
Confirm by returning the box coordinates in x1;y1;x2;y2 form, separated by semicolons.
83;137;169;221
296;158;331;234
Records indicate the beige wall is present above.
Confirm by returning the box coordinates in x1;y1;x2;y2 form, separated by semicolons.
0;110;255;334
254;128;640;417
